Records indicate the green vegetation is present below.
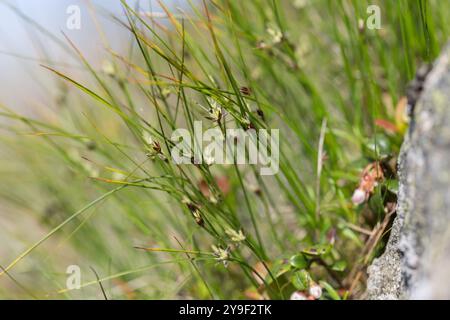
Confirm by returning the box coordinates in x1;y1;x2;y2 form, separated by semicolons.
1;0;449;299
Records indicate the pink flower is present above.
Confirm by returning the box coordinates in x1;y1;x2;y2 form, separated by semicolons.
309;284;322;299
290;291;307;300
351;188;366;205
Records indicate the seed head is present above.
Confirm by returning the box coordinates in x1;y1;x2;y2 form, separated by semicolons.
212;245;230;267
225;228;246;243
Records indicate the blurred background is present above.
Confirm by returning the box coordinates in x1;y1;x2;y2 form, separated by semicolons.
0;0;192;299
0;0;179;111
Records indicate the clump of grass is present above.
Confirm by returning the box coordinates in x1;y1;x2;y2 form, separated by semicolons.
0;0;449;299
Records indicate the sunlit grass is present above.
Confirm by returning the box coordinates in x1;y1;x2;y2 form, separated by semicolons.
0;0;449;299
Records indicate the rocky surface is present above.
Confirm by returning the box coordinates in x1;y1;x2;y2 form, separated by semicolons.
366;44;450;299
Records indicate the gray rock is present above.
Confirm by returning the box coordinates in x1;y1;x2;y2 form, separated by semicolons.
366;44;450;299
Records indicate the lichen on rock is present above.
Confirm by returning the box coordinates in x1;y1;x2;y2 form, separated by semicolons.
366;44;450;300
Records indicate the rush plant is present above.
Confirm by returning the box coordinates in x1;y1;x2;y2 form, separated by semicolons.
0;0;449;299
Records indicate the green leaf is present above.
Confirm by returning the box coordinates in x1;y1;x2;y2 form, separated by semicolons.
384;179;399;194
291;270;311;290
331;260;347;272
364;133;392;158
269;259;291;282
319;281;341;300
289;254;308;269
301;244;332;256
368;191;385;215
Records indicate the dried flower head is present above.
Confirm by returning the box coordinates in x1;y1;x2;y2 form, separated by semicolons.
240;117;255;130
192;209;204;227
145;136;167;161
256;109;265;121
239;86;252;96
182;196;199;212
205;98;224;123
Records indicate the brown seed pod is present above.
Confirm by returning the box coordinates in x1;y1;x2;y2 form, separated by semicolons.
192;209;204;227
239;86;252;96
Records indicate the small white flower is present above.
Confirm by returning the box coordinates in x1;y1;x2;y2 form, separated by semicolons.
212;245;230;267
309;284;322;299
267;27;283;44
351;188;366;205
290;291;307;300
206;98;224;123
225;229;246;243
